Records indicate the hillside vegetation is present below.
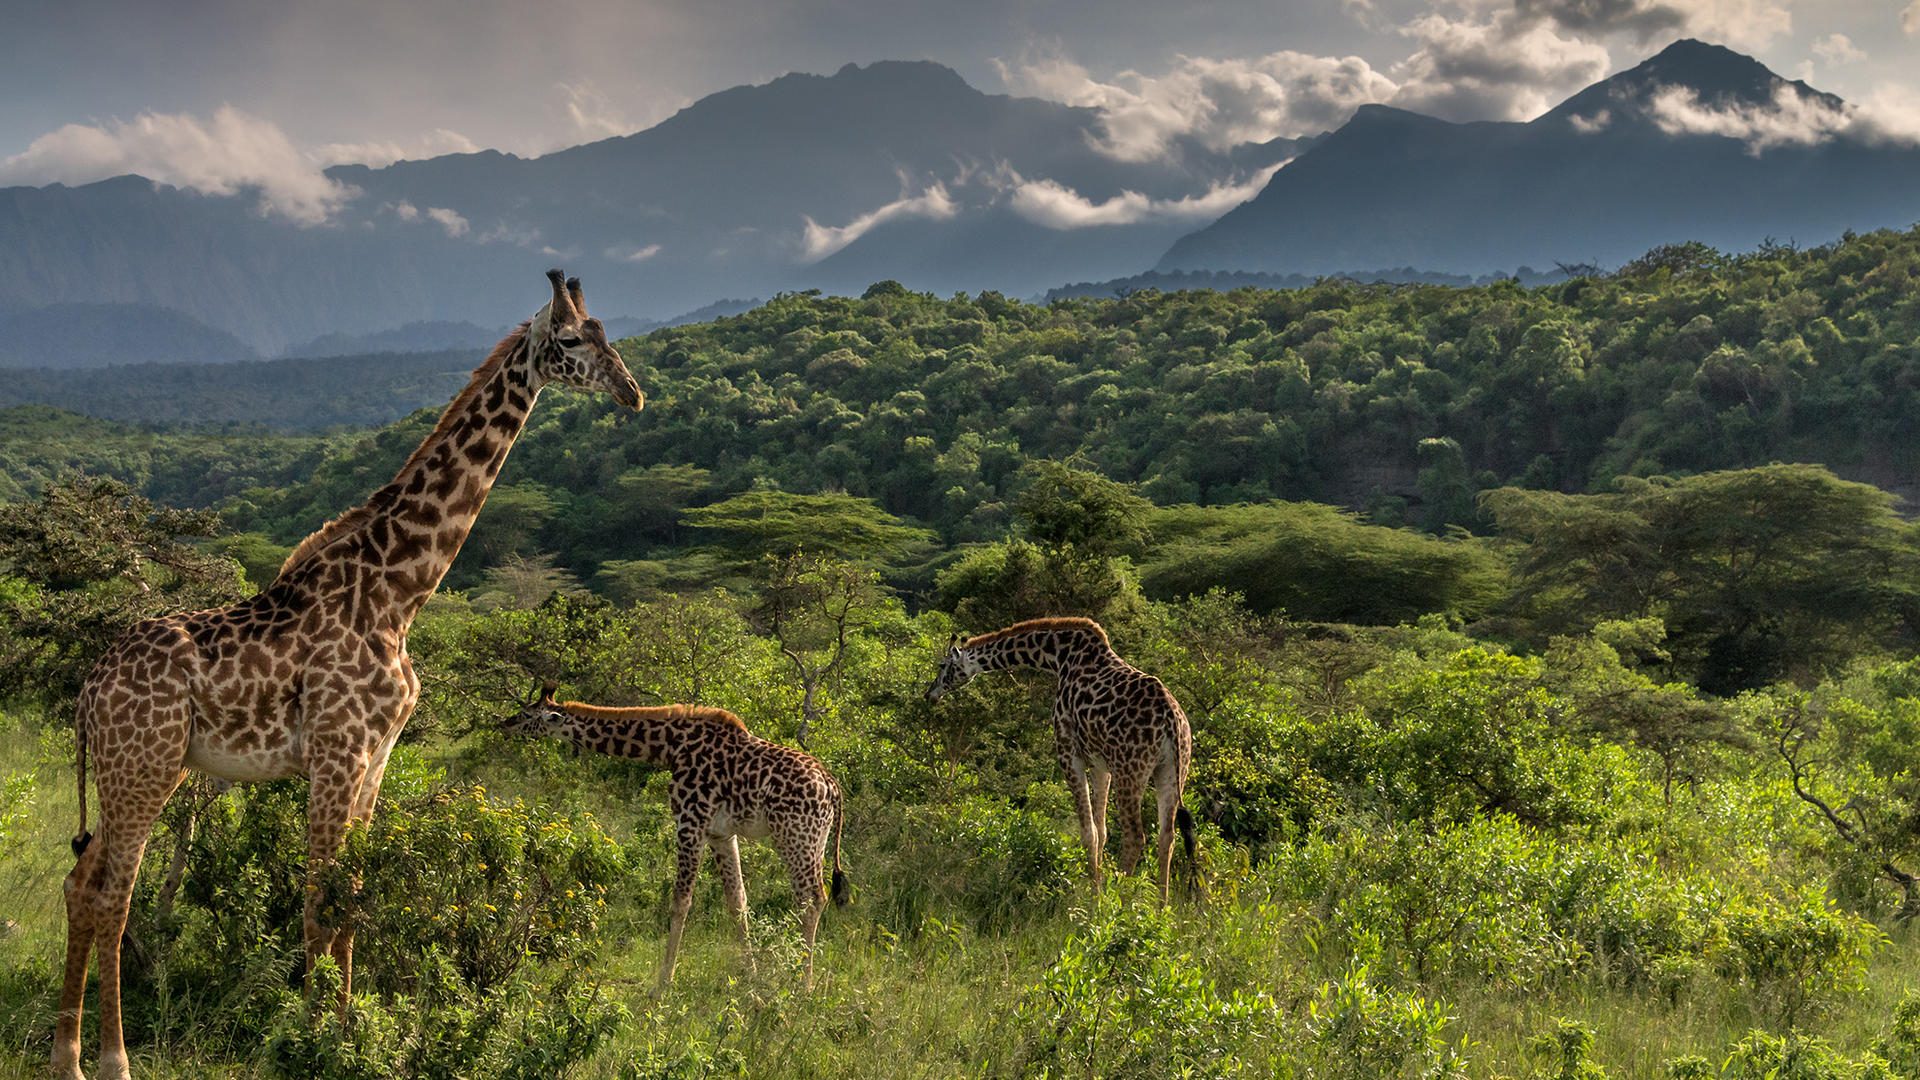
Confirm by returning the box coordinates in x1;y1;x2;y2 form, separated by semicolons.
3;229;1920;1077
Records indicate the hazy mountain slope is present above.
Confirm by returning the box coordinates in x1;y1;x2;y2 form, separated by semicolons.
1161;41;1920;275
0;302;256;368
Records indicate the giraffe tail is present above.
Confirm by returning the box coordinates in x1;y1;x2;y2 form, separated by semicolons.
1175;805;1195;867
829;781;850;907
72;713;92;858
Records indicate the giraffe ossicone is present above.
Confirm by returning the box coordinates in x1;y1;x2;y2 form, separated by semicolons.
927;616;1196;903
500;686;850;991
53;270;641;1080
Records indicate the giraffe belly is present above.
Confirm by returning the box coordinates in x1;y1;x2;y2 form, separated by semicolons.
185;728;304;782
709;807;771;840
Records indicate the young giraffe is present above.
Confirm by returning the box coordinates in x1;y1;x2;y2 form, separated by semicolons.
501;683;849;991
925;616;1195;903
54;271;642;1080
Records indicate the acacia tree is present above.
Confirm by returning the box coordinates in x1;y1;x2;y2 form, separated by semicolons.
1761;676;1920;920
0;475;246;711
1485;464;1920;693
753;552;884;747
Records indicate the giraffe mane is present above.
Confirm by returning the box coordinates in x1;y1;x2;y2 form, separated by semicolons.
961;616;1110;650
559;701;748;730
273;324;533;581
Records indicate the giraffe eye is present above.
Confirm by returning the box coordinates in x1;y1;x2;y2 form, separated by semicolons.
558;335;582;348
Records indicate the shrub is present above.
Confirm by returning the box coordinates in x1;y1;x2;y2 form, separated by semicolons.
1300;961;1466;1080
1013;893;1276;1078
116;773;627;1077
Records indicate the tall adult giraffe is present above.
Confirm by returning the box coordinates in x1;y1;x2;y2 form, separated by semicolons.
53;270;642;1080
925;617;1195;903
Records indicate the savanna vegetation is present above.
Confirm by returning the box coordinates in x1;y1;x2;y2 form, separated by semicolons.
3;226;1920;1077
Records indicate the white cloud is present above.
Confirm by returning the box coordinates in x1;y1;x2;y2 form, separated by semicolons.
1649;83;1920;151
605;243;663;262
388;200;420;221
1569;108;1612;133
995;48;1397;161
1516;0;1790;50
1811;32;1864;66
424;206;469;237
312;128;479;168
559;82;633;142
0;105;354;225
1903;0;1920;36
1390;11;1613;122
1673;0;1793;50
1007;164;1284;229
800;183;957;261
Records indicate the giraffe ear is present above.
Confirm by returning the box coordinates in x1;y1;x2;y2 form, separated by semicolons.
540;681;558;703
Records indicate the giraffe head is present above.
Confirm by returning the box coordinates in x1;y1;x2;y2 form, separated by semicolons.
530;269;644;410
501;680;570;736
925;633;984;701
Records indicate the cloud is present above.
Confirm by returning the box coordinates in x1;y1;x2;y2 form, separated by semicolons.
1569;108;1612;133
1649;83;1920;151
559;81;634;142
1904;1;1920;36
1007;164;1284;228
605;243;663;262
1811;32;1864;66
995;48;1397;161
424;206;469;237
800;182;957;261
1517;0;1789;50
1389;10;1613;121
1514;0;1685;42
0;105;354;225
388;200;420;221
312;128;479;168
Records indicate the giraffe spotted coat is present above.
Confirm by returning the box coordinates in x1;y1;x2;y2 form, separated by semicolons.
54;272;641;1080
503;686;849;990
926;617;1195;902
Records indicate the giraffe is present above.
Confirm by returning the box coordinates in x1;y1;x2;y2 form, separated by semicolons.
500;682;849;991
924;616;1195;903
53;270;642;1080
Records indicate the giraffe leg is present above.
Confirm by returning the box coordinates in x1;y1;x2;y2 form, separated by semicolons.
1060;754;1101;889
53;837;102;1080
1153;762;1181;906
711;835;754;974
60;681;190;1080
1113;776;1146;879
327;726;404;1016
87;770;186;1080
1088;764;1112;863
781;827;829;990
303;742;373;1016
658;828;705;993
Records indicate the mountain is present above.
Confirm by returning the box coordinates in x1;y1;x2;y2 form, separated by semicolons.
0;61;1289;361
1161;40;1920;276
0;302;256;368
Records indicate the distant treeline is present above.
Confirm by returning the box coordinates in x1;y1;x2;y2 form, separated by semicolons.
0;349;475;431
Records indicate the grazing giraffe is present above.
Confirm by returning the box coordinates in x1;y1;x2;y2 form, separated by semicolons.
925;617;1195;903
53;271;642;1080
501;683;849;991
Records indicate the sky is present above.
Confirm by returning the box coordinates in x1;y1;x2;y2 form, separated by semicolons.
2;0;1918;204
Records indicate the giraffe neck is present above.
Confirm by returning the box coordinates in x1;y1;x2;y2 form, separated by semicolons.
553;704;743;769
971;627;1116;680
352;330;542;629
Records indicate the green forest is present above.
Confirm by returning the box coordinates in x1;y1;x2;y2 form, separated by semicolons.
3;226;1920;1078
